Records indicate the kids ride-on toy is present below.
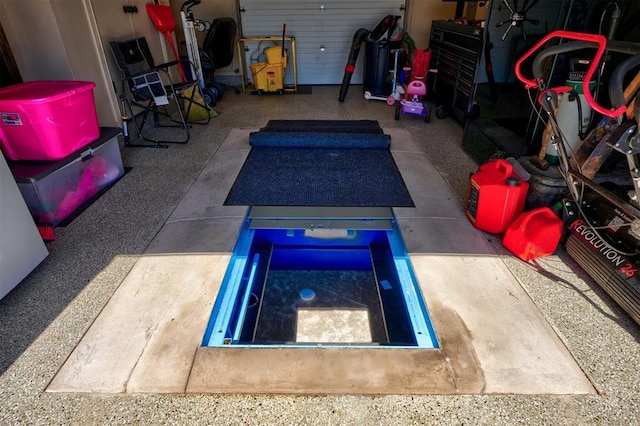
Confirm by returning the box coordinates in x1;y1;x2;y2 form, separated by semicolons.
395;80;430;122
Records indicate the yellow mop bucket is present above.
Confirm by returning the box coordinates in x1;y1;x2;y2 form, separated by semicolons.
251;46;287;93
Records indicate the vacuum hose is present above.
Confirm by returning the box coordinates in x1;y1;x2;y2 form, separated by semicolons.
338;28;369;102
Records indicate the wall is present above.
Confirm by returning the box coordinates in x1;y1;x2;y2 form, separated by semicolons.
51;0;120;127
0;0;119;126
0;0;72;81
406;0;458;49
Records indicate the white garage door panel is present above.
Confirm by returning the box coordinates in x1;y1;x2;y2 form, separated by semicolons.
239;0;406;85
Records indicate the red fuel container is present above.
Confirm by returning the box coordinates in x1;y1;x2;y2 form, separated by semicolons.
466;159;529;233
503;207;563;261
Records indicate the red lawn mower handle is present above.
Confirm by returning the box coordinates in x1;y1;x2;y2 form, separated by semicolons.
514;30;626;118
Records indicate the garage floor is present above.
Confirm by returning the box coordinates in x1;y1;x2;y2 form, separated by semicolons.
46;127;592;395
2;86;640;423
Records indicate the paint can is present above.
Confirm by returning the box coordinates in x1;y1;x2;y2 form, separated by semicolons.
466;159;529;233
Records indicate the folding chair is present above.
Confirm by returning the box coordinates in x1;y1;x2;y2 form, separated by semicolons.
109;37;211;148
201;17;241;95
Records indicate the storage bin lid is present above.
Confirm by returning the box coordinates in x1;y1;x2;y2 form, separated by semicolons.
8;127;120;181
0;80;96;104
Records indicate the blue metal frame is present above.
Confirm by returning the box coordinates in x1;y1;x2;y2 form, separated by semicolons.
202;213;439;349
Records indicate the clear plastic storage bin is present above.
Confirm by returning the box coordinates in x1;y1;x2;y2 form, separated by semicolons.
9;128;123;225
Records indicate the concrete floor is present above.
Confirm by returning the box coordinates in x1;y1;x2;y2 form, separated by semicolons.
2;86;640;424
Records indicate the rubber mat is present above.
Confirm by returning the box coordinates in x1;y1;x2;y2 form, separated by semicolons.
224;120;413;207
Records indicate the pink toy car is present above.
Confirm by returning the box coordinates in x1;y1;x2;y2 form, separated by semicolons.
394;80;430;122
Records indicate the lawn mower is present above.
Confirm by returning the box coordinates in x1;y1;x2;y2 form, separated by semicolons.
515;30;640;325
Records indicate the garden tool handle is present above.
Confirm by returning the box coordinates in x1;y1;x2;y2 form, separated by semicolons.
282;24;286;57
514;30;626;118
497;159;513;178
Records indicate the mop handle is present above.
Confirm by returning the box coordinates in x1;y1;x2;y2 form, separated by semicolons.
515;30;625;118
282;23;286;57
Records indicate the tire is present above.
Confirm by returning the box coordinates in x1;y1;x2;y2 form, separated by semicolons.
424;106;431;123
436;105;447;119
395;104;401;121
202;88;217;107
212;83;224;102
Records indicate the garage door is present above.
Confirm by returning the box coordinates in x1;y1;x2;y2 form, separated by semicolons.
238;0;407;85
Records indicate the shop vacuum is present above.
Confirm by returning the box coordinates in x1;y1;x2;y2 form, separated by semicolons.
515;30;640;325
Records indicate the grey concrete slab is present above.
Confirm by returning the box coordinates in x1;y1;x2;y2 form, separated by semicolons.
386;127;467;219
145;217;245;254
387;127;423;153
213;127;255;154
392;151;468;219
398;217;495;255
166;130;251;222
47;253;227;393
187;347;463;395
412;253;594;394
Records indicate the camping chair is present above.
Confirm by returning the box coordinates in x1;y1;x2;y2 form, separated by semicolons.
109;37;210;148
200;17;241;95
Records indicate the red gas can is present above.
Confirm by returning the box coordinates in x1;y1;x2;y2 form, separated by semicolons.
502;207;563;261
466;159;529;233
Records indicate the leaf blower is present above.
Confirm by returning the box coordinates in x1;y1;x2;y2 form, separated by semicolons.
338;28;369;102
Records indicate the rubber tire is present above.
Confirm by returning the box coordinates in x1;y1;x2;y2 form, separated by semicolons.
424;106;431;123
202;88;217;107
436;105;448;119
394;104;401;121
212;83;224;102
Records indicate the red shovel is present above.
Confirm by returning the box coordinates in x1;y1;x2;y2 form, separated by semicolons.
146;1;188;82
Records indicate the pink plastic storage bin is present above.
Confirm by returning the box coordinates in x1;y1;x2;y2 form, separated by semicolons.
0;80;99;161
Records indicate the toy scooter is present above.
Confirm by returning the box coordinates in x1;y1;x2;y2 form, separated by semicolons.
394;80;430;122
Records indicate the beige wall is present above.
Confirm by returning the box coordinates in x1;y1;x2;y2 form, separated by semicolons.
0;0;462;126
0;0;119;126
406;0;458;49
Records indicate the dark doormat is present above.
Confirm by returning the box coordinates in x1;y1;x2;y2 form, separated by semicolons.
224;120;414;207
224;146;414;207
